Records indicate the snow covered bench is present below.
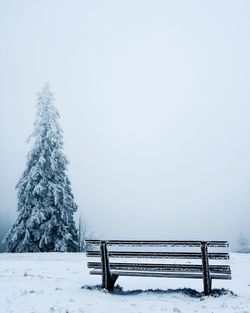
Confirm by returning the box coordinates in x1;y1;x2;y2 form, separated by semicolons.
86;240;231;295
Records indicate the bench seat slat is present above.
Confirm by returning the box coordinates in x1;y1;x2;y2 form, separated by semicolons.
89;270;231;280
86;240;229;248
87;262;231;274
86;251;229;260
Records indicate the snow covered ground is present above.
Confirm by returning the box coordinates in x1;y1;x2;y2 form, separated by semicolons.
0;252;249;313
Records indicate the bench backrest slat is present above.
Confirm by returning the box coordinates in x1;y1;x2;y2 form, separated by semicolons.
86;251;229;260
86;240;229;248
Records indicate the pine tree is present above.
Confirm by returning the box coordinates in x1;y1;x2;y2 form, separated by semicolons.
4;83;79;252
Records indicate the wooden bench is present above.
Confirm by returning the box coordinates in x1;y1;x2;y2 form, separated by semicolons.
86;240;231;295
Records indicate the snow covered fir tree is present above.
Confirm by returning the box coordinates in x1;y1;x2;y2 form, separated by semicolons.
4;83;79;252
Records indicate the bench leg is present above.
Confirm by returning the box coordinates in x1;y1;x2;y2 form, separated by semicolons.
201;241;212;295
100;241;118;291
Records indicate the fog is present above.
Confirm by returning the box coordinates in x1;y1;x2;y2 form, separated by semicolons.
0;0;250;249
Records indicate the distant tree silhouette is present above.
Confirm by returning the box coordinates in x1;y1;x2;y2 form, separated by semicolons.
237;233;250;253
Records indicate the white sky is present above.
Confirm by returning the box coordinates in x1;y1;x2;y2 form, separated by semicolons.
0;0;250;246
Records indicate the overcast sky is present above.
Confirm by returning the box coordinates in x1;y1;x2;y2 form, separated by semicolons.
0;0;250;246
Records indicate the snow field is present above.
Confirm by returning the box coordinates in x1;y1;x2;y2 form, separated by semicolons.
0;253;249;313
